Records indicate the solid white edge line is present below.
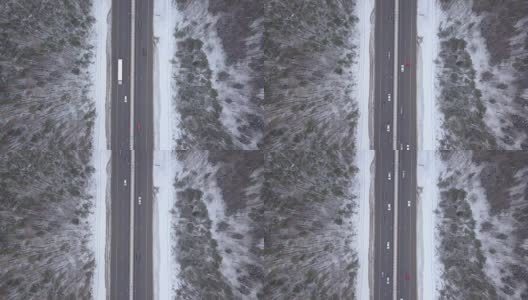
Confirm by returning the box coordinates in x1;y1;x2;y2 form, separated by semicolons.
392;0;399;299
129;0;136;298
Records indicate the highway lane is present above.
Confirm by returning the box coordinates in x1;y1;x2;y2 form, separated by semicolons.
396;0;417;299
132;0;154;298
110;0;132;299
373;0;396;299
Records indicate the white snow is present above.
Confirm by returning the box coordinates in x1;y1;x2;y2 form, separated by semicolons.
354;0;373;298
153;0;180;298
417;151;442;300
154;0;179;150
354;150;373;300
417;0;442;150
90;0;111;299
153;151;179;300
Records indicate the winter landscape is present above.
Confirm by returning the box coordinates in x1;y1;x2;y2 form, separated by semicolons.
2;0;527;299
418;0;528;299
0;0;107;299
154;0;371;299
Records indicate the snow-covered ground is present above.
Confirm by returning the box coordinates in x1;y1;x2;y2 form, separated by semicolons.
417;0;442;150
90;0;111;299
417;151;442;300
355;0;374;298
153;0;179;298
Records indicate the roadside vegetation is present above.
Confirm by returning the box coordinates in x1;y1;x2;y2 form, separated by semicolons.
436;151;528;299
171;151;263;299
171;0;263;150
0;0;97;298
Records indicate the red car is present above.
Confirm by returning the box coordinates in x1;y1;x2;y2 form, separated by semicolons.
137;122;141;130
405;272;410;281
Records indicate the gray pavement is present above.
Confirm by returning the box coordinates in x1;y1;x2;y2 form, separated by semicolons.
374;0;417;299
396;0;417;299
132;0;154;298
373;0;396;299
110;0;132;298
110;0;153;299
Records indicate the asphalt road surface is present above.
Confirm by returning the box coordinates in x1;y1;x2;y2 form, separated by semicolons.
373;0;396;299
110;0;153;299
396;0;418;299
132;0;154;298
374;0;417;299
110;0;132;298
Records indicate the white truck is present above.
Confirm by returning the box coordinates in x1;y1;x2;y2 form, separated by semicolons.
118;59;123;85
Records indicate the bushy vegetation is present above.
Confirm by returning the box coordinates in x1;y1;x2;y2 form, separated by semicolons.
436;0;528;149
171;0;263;150
436;36;496;149
436;151;528;299
0;0;97;298
172;151;263;299
263;150;359;299
264;0;359;152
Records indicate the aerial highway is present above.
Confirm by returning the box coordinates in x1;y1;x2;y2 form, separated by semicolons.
396;0;418;299
132;0;154;298
374;0;417;299
110;0;153;299
110;0;132;298
373;0;396;298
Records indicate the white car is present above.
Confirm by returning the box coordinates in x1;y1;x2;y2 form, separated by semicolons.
387;277;390;285
388;172;392;181
401;64;404;72
138;196;142;205
386;241;390;250
386;124;391;132
406;144;410;150
388;203;391;211
402;170;406;178
388;93;391;102
124;96;128;103
123;179;127;186
408;201;411;207
400;143;403;150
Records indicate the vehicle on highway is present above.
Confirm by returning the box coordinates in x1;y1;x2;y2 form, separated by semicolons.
137;122;141;130
408;201;411;207
382;271;385;278
386;277;390;285
388;93;391;102
124;96;128;103
138;196;142;205
118;59;123;85
405;272;410;281
406;144;410;150
123;179;127;186
400;143;403;150
388;203;391;211
388;172;392;181
386;241;390;249
386;124;391;132
402;170;406;178
400;106;403;115
400;64;404;72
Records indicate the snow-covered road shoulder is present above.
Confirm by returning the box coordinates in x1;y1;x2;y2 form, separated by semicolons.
90;0;111;299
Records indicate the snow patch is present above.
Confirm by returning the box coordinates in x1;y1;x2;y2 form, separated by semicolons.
90;0;111;298
354;0;373;298
153;0;180;298
417;0;442;150
417;151;443;300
